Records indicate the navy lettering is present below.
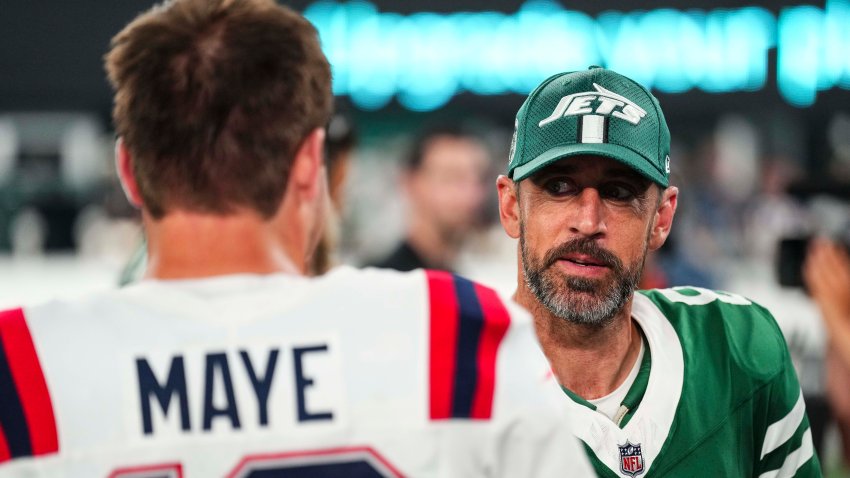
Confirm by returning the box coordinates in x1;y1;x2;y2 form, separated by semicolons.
293;345;333;422
136;356;191;434
240;349;279;426
202;353;241;430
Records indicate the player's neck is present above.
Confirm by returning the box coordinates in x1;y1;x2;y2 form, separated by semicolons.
406;216;461;270
519;286;643;400
144;211;303;279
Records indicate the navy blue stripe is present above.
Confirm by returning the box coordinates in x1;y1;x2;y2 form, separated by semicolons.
451;275;485;418
0;337;32;457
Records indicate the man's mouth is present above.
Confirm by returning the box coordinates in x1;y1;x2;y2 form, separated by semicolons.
560;253;609;268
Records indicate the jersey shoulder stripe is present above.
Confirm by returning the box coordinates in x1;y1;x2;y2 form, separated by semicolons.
761;391;806;460
468;279;511;420
759;429;814;478
0;308;58;463
425;270;510;420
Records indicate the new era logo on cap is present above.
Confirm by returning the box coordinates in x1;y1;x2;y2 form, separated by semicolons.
507;66;671;187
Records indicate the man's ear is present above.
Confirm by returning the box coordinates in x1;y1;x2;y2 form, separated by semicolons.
648;186;678;251
290;127;326;199
115;138;143;208
497;175;520;239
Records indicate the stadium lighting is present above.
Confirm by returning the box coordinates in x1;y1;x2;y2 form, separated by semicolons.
304;0;850;110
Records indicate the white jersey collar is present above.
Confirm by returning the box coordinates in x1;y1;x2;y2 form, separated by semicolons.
563;293;684;477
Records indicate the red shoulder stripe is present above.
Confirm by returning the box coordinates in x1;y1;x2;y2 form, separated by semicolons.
426;270;459;420
470;283;511;419
0;308;58;456
0;423;9;462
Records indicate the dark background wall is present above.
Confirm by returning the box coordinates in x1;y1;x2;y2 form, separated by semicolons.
1;0;843;117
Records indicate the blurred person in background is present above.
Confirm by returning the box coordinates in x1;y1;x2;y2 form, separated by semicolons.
0;0;594;476
497;66;820;477
637;234;716;291
805;238;850;469
309;112;356;275
369;125;489;272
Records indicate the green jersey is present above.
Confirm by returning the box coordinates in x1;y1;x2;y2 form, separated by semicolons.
562;287;821;478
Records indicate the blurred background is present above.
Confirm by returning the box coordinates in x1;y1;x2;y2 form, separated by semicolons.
1;0;850;473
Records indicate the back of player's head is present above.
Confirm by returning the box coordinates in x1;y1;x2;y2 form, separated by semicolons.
105;0;333;219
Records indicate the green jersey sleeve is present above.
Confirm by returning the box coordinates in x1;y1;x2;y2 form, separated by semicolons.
753;306;821;478
636;287;823;478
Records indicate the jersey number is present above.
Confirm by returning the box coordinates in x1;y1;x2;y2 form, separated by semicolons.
657;286;751;306
109;463;182;478
109;447;403;478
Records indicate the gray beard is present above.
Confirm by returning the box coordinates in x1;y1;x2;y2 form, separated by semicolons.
520;226;646;328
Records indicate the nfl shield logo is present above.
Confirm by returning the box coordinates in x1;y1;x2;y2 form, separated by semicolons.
618;441;645;477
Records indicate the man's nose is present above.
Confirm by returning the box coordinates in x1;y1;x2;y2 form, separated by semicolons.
568;188;606;238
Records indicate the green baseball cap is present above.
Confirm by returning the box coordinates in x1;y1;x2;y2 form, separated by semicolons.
507;66;670;187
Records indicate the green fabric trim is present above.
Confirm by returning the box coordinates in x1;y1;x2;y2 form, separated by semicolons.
618;333;652;427
560;326;652;429
561;384;597;411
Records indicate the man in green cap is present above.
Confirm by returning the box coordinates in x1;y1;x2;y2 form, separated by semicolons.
497;66;821;477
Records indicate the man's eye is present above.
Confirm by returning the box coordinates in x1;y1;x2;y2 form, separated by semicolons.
600;183;635;200
544;179;576;195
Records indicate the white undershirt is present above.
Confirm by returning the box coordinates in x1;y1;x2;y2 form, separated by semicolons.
588;339;645;422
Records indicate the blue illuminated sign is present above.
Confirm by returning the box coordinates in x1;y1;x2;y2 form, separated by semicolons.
304;0;850;110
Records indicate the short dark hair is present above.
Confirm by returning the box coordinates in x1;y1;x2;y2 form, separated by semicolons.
106;0;333;219
405;124;482;172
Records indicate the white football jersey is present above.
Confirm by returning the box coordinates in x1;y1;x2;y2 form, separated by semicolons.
0;267;594;477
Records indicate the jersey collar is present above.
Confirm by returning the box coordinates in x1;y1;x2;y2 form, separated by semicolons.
561;293;684;477
560;332;650;425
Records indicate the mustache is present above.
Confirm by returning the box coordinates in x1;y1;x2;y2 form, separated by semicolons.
543;238;624;272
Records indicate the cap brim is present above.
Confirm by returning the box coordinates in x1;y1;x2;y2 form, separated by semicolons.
511;144;668;187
